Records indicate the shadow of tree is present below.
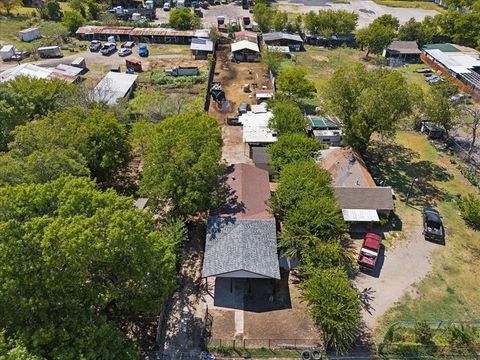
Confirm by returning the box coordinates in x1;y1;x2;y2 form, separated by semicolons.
365;141;451;208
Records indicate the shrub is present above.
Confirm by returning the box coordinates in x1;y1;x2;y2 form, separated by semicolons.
414;321;434;345
458;194;480;230
149;71;207;88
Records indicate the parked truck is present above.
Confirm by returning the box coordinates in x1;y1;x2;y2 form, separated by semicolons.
37;46;63;58
165;66;199;76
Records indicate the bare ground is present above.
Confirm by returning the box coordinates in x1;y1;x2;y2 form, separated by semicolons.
354;224;438;330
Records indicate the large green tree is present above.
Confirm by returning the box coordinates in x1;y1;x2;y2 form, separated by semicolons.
168;7;201;30
10;107;130;182
398;17;432;46
268;99;308;135
269;160;333;220
61;10;85;34
356;22;396;57
267;133;321;174
140;111;224;217
304;10;358;36
0;177;179;359
301;268;361;353
0;0;21;15
424;82;459;136
0;148;89;187
276;66;317;100
323;65;414;154
253;2;274;32
0;77;76;151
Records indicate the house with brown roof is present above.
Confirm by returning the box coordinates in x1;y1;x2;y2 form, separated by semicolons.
318;147;394;222
385;41;421;64
202;163;280;279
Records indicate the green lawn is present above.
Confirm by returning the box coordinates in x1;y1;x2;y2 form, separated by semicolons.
147;44;192;56
372;0;445;11
373;131;480;337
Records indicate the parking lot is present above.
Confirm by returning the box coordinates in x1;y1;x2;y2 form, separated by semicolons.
155;2;251;28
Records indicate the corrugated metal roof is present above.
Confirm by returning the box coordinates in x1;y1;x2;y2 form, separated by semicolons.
387;41;421;54
76;26;194;37
423;43;460;52
263;32;303;43
231;40;259;53
190;37;213;52
342;209;380;222
91;72;138;105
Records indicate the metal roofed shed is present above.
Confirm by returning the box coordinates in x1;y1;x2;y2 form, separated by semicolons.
190;38;214;60
18;27;41;42
342;209;380;222
202;163;280;279
0;63;79;84
91;72;138;105
231;40;259;53
255;89;274;103
385;41;421;63
422;43;461;52
263;32;304;51
240;105;277;145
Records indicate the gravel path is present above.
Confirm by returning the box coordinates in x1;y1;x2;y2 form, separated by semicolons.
354;225;438;329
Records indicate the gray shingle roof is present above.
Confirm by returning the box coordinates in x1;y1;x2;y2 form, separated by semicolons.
202;217;280;279
334;186;394;211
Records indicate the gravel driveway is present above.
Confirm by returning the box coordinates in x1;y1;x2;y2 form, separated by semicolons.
354;225;438;329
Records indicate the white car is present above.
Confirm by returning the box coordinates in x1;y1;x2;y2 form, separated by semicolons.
118;48;132;57
163;2;170;10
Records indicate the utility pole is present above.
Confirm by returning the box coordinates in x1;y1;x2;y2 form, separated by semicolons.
405;177;419;205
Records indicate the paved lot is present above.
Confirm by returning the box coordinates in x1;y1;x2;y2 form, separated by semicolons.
277;0;438;27
156;0;437;29
156;3;251;29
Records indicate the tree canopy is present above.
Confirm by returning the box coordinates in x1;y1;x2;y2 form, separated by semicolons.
424;82;459;136
276;66;317;100
267;133;322;174
323;64;415;154
0;77;76;151
356;21;396;57
10;106;131;182
168;7;201;30
140;111;224;217
253;2;274;32
0;176;179;359
61;10;85;34
268;99;308;135
398;17;432;47
0;148;89;187
304;9;358;36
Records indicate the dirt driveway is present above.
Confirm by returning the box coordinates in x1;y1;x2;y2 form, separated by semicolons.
354;220;438;330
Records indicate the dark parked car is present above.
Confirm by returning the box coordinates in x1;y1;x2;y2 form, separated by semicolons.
227;117;241;126
422;208;444;242
358;232;382;270
238;102;250;115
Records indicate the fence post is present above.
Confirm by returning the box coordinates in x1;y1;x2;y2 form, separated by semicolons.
294;339;297;348
268;339;271;349
233;340;235;350
243;339;246;349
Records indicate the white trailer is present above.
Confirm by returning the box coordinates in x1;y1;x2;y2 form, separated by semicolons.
18;27;41;42
37;46;63;58
0;45;16;60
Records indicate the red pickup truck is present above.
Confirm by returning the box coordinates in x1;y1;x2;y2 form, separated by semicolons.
358;233;382;270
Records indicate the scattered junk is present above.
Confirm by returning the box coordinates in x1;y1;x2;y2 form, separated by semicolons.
165;66;199;76
421;121;445;140
217;16;226;32
37;46;63;58
126;57;142;72
210;82;225;103
18;27;41;42
71;57;86;70
243;83;251;92
110;64;121;72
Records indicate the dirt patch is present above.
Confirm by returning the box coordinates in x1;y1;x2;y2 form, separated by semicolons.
311;55;329;62
209;43;271;164
210;309;236;339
